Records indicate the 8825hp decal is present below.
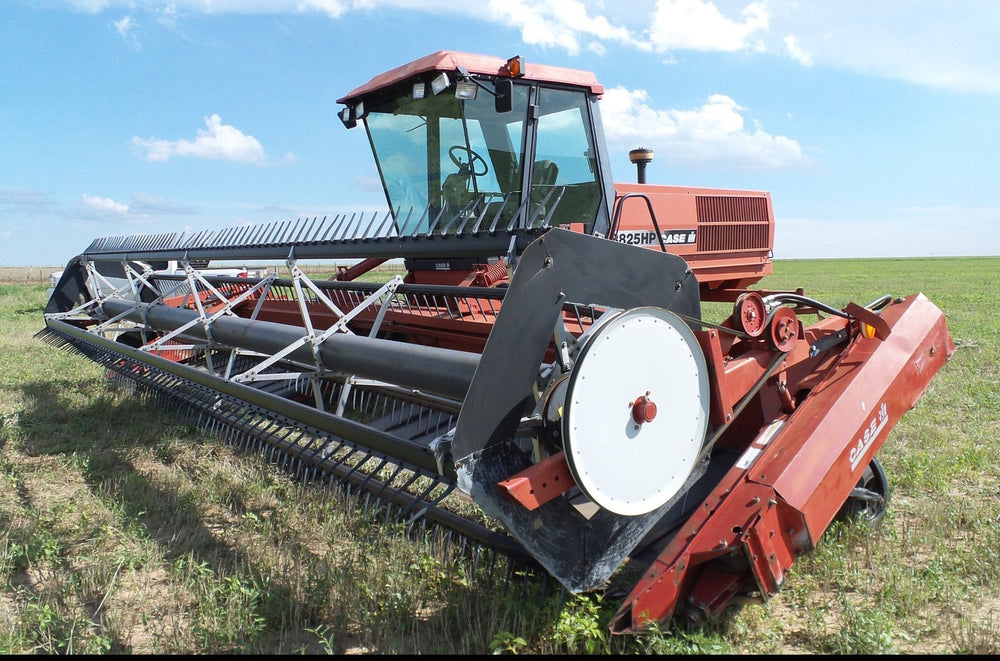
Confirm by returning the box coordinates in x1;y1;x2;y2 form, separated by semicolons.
614;229;697;246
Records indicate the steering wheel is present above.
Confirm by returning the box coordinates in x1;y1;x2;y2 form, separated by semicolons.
448;145;489;177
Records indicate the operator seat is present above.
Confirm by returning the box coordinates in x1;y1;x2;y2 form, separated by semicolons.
442;168;473;212
533;160;559;187
529;160;560;225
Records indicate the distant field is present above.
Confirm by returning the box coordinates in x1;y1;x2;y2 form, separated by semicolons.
1;255;997;654
0;267;62;285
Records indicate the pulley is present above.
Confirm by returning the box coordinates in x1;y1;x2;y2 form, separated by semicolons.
558;306;710;516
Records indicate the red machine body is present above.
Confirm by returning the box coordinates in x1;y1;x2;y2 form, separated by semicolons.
612;183;774;298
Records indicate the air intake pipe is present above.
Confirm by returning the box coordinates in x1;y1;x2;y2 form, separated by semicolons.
629;147;654;184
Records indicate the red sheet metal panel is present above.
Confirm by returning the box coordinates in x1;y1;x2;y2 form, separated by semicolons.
754;293;955;544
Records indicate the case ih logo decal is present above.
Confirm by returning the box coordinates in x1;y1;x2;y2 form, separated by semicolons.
614;230;697;246
850;402;888;470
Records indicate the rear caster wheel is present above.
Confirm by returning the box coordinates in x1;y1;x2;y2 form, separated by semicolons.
836;456;890;526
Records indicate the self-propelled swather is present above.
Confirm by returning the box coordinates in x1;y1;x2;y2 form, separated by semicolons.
39;52;954;633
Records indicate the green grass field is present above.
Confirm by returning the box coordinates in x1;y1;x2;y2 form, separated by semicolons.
1;256;997;654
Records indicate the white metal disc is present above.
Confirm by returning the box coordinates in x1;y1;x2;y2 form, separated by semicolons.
561;306;710;516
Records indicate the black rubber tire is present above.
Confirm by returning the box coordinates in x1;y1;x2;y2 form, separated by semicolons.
835;456;890;527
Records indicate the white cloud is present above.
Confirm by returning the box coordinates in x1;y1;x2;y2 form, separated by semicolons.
60;0;113;11
62;1;1000;93
0;187;54;210
647;0;769;53
600;86;808;170
114;14;141;49
113;14;131;36
587;40;607;57
299;1;351;19
155;4;178;28
75;193;198;223
81;194;129;215
783;35;811;66
484;0;640;55
132;114;269;165
764;2;1000;94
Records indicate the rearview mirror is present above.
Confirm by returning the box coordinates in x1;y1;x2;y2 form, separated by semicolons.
495;79;513;113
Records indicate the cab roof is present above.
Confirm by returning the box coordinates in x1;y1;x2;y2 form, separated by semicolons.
336;50;604;105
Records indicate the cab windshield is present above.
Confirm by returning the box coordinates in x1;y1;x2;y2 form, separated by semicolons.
364;77;601;235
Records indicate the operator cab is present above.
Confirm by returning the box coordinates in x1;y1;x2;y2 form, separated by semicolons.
336;52;616;241
336;51;774;295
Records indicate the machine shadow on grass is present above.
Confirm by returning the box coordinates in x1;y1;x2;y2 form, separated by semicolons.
11;377;667;653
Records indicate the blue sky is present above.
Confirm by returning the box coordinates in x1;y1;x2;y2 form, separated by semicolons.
2;0;999;267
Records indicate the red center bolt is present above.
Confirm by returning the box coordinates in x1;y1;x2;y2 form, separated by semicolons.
631;394;657;424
